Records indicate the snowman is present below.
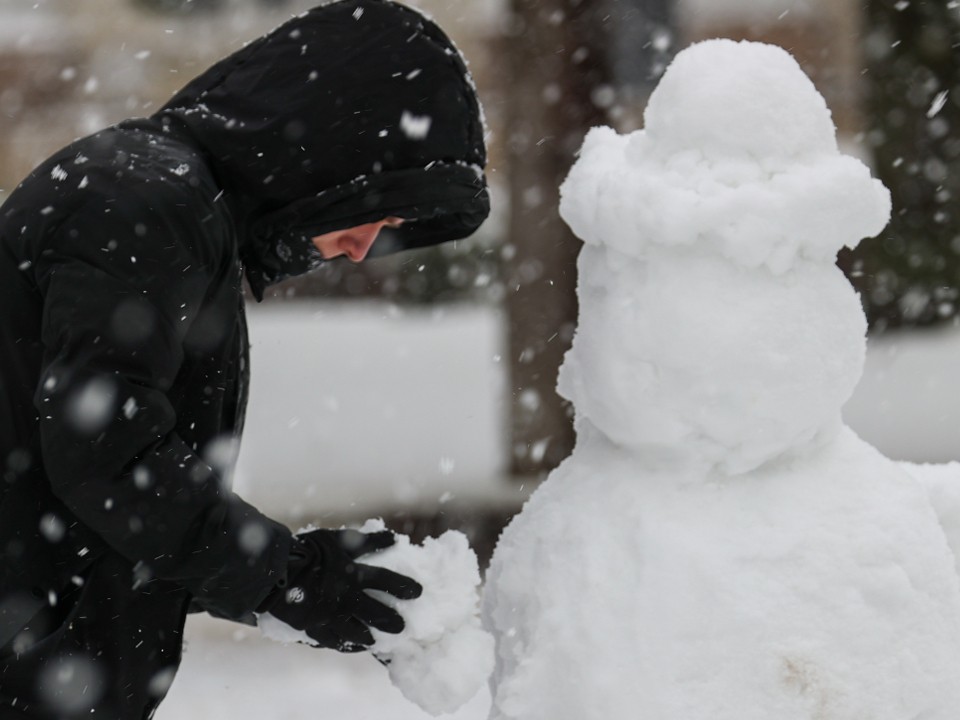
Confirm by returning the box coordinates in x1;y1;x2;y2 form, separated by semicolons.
483;39;960;720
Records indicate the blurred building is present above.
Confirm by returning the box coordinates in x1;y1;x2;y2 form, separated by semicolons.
0;0;504;198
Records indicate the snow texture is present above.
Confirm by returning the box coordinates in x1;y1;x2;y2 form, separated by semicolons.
557;39;890;475
483;39;960;720
260;520;492;716
158;613;489;720
360;519;494;716
560;40;890;275
901;462;960;581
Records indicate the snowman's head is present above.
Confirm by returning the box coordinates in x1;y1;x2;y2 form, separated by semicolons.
557;245;867;474
559;40;890;275
643;39;838;167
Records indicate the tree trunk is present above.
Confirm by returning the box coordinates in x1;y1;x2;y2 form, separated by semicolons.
841;0;960;330
504;0;674;476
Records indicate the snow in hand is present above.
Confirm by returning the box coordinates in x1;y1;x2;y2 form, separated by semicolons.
483;39;960;720
260;519;492;716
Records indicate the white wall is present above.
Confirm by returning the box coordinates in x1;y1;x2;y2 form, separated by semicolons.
233;302;514;521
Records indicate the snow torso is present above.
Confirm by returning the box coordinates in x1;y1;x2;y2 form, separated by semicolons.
485;426;960;719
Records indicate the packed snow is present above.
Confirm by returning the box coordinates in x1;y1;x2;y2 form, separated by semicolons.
483;39;960;720
556;39;890;475
259;519;491;716
360;519;493;715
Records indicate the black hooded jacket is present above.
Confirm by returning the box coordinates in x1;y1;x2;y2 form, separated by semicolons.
0;0;488;632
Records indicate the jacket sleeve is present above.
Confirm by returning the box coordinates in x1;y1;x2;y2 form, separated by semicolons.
31;190;291;620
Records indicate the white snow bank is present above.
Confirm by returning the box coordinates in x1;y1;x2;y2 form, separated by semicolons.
160;613;489;720
843;325;960;463
233;302;512;519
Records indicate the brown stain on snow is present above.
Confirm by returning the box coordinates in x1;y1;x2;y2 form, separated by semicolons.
782;656;834;720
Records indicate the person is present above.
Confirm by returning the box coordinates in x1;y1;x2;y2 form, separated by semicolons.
0;0;489;716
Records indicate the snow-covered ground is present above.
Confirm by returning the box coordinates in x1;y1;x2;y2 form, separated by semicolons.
844;323;960;463
158;614;489;720
158;299;960;719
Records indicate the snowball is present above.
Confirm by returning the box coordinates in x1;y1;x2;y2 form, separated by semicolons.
359;519;493;716
559;41;891;272
258;520;492;716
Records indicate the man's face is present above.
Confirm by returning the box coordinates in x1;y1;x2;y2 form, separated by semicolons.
311;217;405;262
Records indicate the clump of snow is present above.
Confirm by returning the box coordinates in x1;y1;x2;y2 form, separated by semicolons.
556;39;891;474
259;520;491;716
359;519;493;716
560;40;890;273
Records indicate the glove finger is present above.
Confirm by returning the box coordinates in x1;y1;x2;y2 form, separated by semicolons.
336;617;376;650
339;529;395;559
355;593;405;634
356;564;423;600
304;625;341;650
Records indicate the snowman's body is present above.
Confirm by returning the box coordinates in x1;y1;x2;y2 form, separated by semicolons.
483;40;960;719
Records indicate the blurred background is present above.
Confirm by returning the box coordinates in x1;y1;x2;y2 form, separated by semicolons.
2;0;960;716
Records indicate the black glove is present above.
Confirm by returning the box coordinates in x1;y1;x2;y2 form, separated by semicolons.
257;528;422;652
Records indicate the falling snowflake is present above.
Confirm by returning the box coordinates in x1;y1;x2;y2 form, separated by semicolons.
400;110;432;140
927;90;949;119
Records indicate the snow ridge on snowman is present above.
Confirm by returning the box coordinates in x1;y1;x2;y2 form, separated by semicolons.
483;39;960;720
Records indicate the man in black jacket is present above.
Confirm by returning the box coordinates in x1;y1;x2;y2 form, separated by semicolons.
0;0;489;716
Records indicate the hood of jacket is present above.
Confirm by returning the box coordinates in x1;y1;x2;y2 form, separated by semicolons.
156;0;489;300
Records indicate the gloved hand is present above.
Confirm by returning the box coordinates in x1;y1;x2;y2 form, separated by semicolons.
257;527;422;652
